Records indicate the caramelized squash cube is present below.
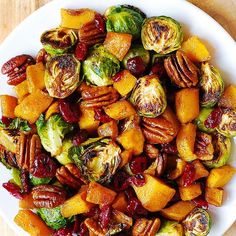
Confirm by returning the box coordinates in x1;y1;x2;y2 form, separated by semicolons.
119;149;133;168
179;183;202;201
14;80;29;99
97;120;118;139
45;101;59;120
112;192;128;213
218;84;236;108
205;187;224;207
0;95;18;118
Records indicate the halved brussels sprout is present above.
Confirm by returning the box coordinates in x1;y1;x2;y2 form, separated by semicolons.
45;54;80;98
141;16;183;55
156;220;184;236
105;5;146;39
204;133;231;168
82;45;120;86
130;75;167;117
217;108;236;137
195;108;215;133
41;28;78;55
182;208;211;236
69;138;121;183
122;44;150;69
200;62;224;108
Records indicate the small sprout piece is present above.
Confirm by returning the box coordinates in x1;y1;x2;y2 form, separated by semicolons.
179;183;202;201
195;108;215;133
45;54;80;98
55;139;74;165
104;32;132;61
30;175;51;186
182;208;211;236
156;220;184;236
130;75;167;117
218;84;236;108
0;129;20;154
141;16;183;55
41;28;77;55
82;45;120;86
105;5;145;39
199;62;224;108
0;95;18;118
205;187;224;207
181;36;211;62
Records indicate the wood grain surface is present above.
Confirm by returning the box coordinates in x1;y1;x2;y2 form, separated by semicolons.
0;0;235;235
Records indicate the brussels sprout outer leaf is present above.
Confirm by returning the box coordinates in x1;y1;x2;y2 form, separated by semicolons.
55;139;74;165
156;220;184;235
30;175;51;186
195;108;215;133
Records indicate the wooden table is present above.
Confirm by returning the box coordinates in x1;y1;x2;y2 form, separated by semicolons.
0;0;235;235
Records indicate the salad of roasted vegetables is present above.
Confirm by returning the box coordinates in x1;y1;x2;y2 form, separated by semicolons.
0;4;236;236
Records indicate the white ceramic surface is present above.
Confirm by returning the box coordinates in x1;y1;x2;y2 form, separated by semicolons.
0;0;235;235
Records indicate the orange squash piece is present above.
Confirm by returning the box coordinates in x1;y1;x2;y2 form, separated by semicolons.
0;95;18;118
14;80;29;99
14;89;53;123
97;120;118;139
104;32;132;61
193;160;209;181
45;101;59;120
112;192;128;213
218;84;236;108
175;88;199;123
19;193;36;209
205;187;224;207
26;62;46;93
179;183;202;201
119;149;133;168
181;36;211;62
14;210;53;236
86;182;117;206
168;159;186;180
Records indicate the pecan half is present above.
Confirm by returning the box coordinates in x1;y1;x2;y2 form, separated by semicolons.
132;218;161;236
32;185;66;208
144;144;159;159
56;164;86;189
16;134;41;170
81;86;119;108
35;48;50;64
164;50;199;88
1;54;35;85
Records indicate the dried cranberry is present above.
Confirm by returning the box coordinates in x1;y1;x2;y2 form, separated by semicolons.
127;197;148;217
73;129;88;146
182;163;195;187
204;107;223;129
129;156;147;174
99;205;112;229
95;13;105;33
113;171;130;191
112;71;125;82
2;181;24;199
127;56;146;77
150;59;166;78
1;116;12;126
77;222;88;236
20;170;31;194
53;226;73;236
59;99;80;123
192;197;209;210
128;174;146;187
85;205;100;218
94;108;113;123
75;42;88;61
161;141;178;155
30;153;57;178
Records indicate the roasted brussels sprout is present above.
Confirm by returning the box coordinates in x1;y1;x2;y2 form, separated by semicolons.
82;45;120;86
204;133;231;168
217;108;236;137
55;139;74;165
30;175;51;186
141;16;183;55
156;220;184;235
69;138;121;183
199;62;224;108
11;168;22;187
130;75;167;117
122;44;150;69
105;5;146;39
182;208;211;236
41;28;78;55
195;108;215;133
45;54;81;98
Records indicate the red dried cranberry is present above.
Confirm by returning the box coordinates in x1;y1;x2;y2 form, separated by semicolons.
127;56;146;77
113;171;130;191
20;170;31;194
94;108;113;123
182;163;195;187
125;188;136;200
95;13;105;33
150;59;166;78
192;197;209;210
204;107;223;129
73;129;88;146
77;222;88;236
59;99;80;123
84;205;100;218
2;182;24;199
161;141;178;154
75;42;88;61
129;156;147;174
1;116;12;126
30;153;57;178
53;226;73;236
99;205;112;229
127;197;147;217
112;71;125;82
128;174;146;187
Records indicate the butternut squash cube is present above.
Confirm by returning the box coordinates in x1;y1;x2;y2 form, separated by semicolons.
0;95;18;118
160;201;196;221
86;182;117;206
117;127;144;155
205;187;224;207
179;183;202;201
112;192;128;213
104;32;132;61
14;80;29;99
26;62;45;93
206;165;235;188
45;101;59;120
218;84;236;108
14;210;53;236
175;88;199;123
14;89;53;123
168;159;186;180
61;8;95;29
133;174;176;212
97;120;118;139
176;123;197;162
119;149;133;168
113;70;137;96
181;36;211;62
104;100;136;120
193;160;209;181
